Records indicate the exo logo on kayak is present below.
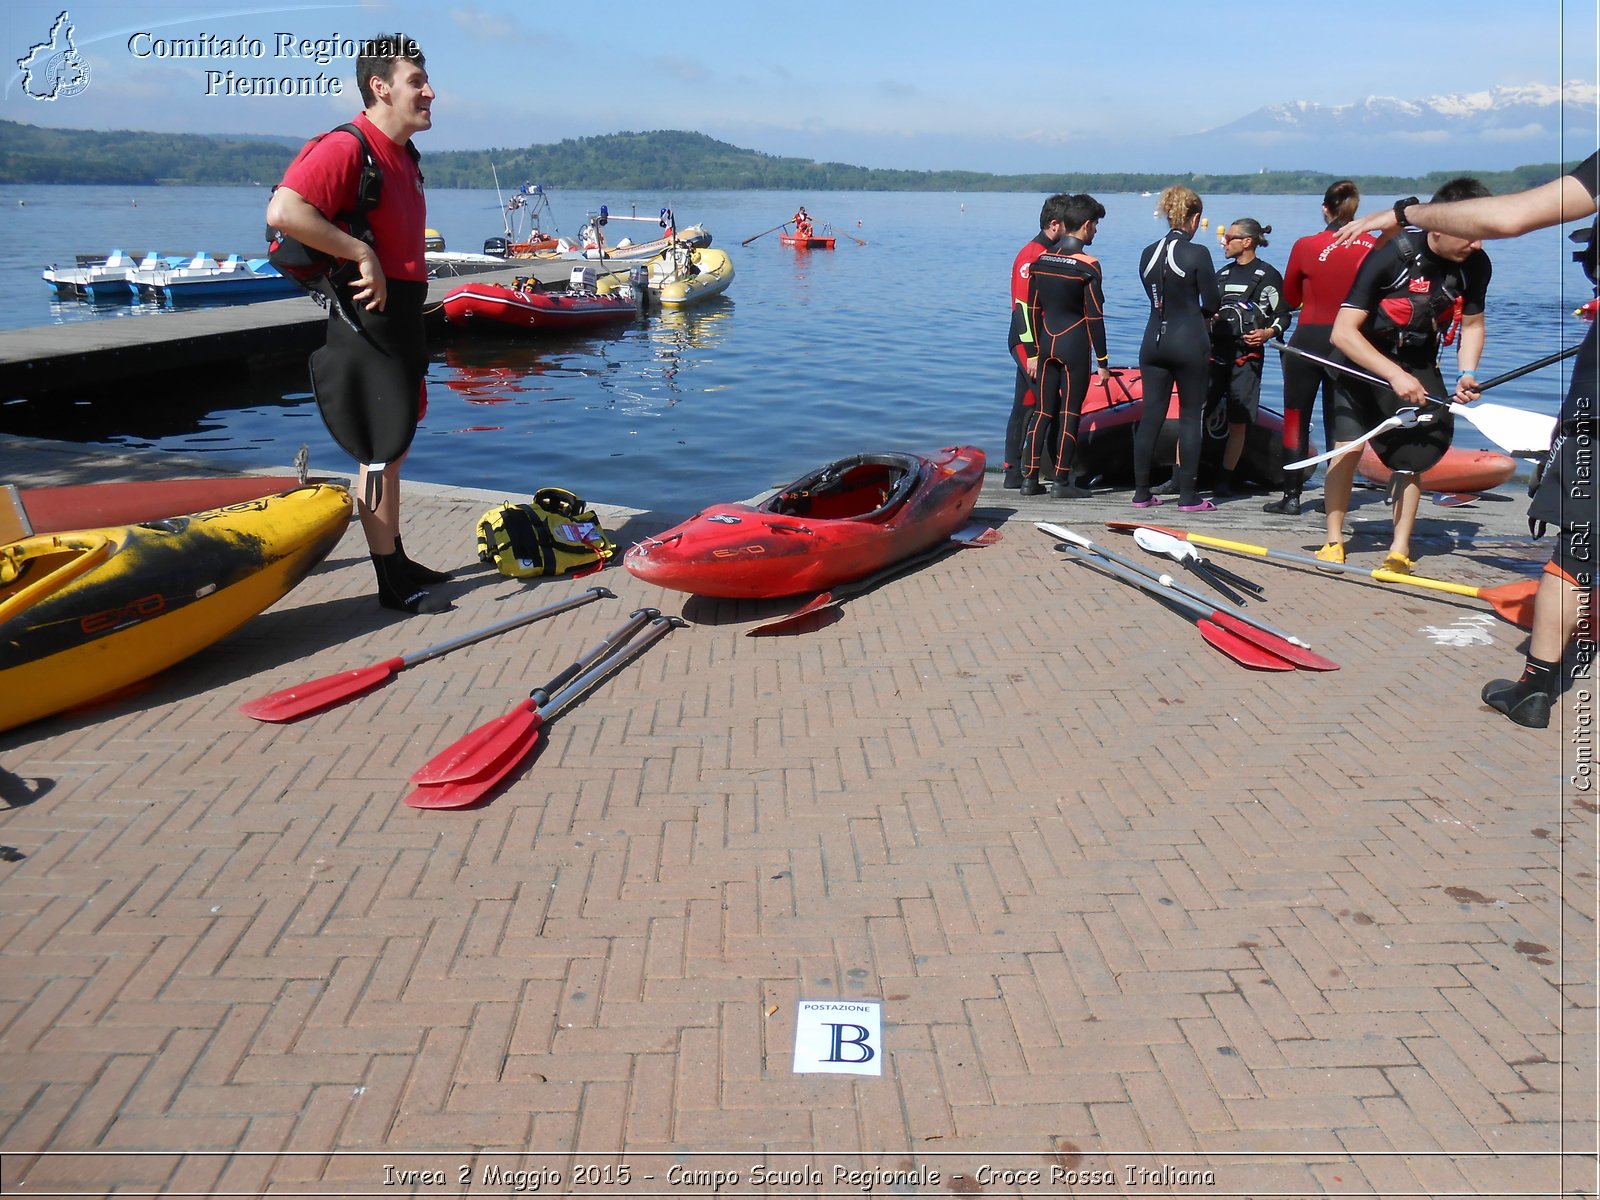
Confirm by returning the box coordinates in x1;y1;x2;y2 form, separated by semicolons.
80;593;164;635
706;514;742;524
711;546;767;559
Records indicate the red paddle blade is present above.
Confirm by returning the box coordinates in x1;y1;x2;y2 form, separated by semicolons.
1483;579;1538;629
405;728;541;809
1195;618;1296;671
239;657;405;722
1206;610;1339;671
746;590;836;637
410;698;541;784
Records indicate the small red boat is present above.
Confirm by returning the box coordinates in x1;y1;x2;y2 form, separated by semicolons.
1070;368;1286;488
1;476;308;541
624;446;986;598
780;233;835;250
440;279;640;334
1357;444;1517;493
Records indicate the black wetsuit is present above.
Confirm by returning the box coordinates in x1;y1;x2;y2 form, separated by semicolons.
1134;229;1220;500
1336;233;1491;473
1208;257;1287;426
1529;149;1600;583
1022;237;1108;480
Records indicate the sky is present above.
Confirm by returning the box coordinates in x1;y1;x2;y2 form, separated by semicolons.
3;0;1598;175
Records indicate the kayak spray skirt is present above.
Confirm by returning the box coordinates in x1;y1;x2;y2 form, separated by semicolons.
309;278;428;470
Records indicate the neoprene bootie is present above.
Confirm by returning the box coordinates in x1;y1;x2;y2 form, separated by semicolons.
393;536;452;586
1481;678;1553;729
1262;491;1301;515
1019;474;1045;496
372;552;450;615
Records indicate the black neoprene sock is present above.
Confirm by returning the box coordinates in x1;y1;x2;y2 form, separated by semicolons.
371;552;449;614
393;536;452;585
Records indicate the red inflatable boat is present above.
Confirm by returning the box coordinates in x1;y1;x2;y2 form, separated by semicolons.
2;476;309;542
440;280;640;333
1357;444;1517;493
1070;368;1286;488
624;446;986;598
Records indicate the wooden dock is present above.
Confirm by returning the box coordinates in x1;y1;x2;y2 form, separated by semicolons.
0;257;600;401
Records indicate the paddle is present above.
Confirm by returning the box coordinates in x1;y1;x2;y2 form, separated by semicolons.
1275;343;1557;466
1053;541;1295;671
1040;523;1338;670
410;605;659;785
1105;521;1538;628
817;219;867;246
746;522;1001;636
404;613;685;809
1475;344;1582;392
239;585;614;722
741;222;790;246
1131;527;1264;606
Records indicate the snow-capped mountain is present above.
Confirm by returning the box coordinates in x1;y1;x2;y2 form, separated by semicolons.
1198;83;1597;173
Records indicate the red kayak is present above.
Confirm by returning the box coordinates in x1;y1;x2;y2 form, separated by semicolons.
624;446;986;598
780;234;835;249
440;281;640;333
1071;368;1286;488
1358;444;1517;493
1;476;308;541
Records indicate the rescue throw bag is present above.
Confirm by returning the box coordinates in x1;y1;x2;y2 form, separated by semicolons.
475;489;616;578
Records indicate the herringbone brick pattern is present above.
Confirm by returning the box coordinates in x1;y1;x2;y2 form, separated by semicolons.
0;449;1592;1195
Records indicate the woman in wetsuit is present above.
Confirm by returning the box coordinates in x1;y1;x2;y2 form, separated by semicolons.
1020;193;1111;497
1264;180;1376;515
1132;186;1219;510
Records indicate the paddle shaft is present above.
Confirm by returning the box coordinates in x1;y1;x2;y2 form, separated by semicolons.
1476;344;1582;391
1040;522;1310;648
740;222;789;246
400;586;614;670
530;606;658;705
1110;521;1516;602
1275;342;1556;454
814;217;866;246
406;616;685;808
1054;543;1293;670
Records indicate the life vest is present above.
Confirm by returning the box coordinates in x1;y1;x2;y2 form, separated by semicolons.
475;488;615;579
1365;232;1467;362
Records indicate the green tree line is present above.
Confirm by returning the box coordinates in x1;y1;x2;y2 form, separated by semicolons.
0;120;1571;195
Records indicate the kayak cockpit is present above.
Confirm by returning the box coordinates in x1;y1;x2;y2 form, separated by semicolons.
765;452;923;523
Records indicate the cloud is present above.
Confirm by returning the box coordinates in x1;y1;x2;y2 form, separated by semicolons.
653;55;713;85
449;5;536;43
876;79;917;100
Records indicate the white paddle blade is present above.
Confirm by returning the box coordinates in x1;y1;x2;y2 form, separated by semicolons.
1453;402;1556;458
1132;527;1189;561
1035;521;1091;549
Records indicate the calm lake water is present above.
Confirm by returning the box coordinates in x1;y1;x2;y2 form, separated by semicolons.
1;184;1590;514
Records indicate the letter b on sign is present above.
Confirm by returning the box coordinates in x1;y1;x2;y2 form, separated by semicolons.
791;1001;883;1076
826;1023;874;1063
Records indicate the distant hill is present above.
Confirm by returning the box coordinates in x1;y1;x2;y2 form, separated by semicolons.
0;120;1573;196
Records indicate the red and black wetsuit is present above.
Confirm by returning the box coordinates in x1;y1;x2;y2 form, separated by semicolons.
1529;149;1600;585
1005;231;1056;476
1134;229;1219;503
1022;238;1107;480
1278;226;1374;483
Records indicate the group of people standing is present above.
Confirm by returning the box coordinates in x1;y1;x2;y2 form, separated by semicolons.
1003;161;1600;731
1004;177;1492;560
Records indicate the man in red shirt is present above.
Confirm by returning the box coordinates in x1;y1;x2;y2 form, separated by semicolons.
1004;194;1072;488
266;33;448;614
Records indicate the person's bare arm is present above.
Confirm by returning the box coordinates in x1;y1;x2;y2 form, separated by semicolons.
266;186;387;310
1335;175;1597;245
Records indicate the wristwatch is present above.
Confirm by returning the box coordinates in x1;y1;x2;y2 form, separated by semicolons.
1394;196;1419;228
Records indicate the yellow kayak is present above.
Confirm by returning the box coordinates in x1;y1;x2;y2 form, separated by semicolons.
0;484;351;733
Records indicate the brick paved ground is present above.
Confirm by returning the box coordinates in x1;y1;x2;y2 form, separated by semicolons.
0;438;1594;1197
